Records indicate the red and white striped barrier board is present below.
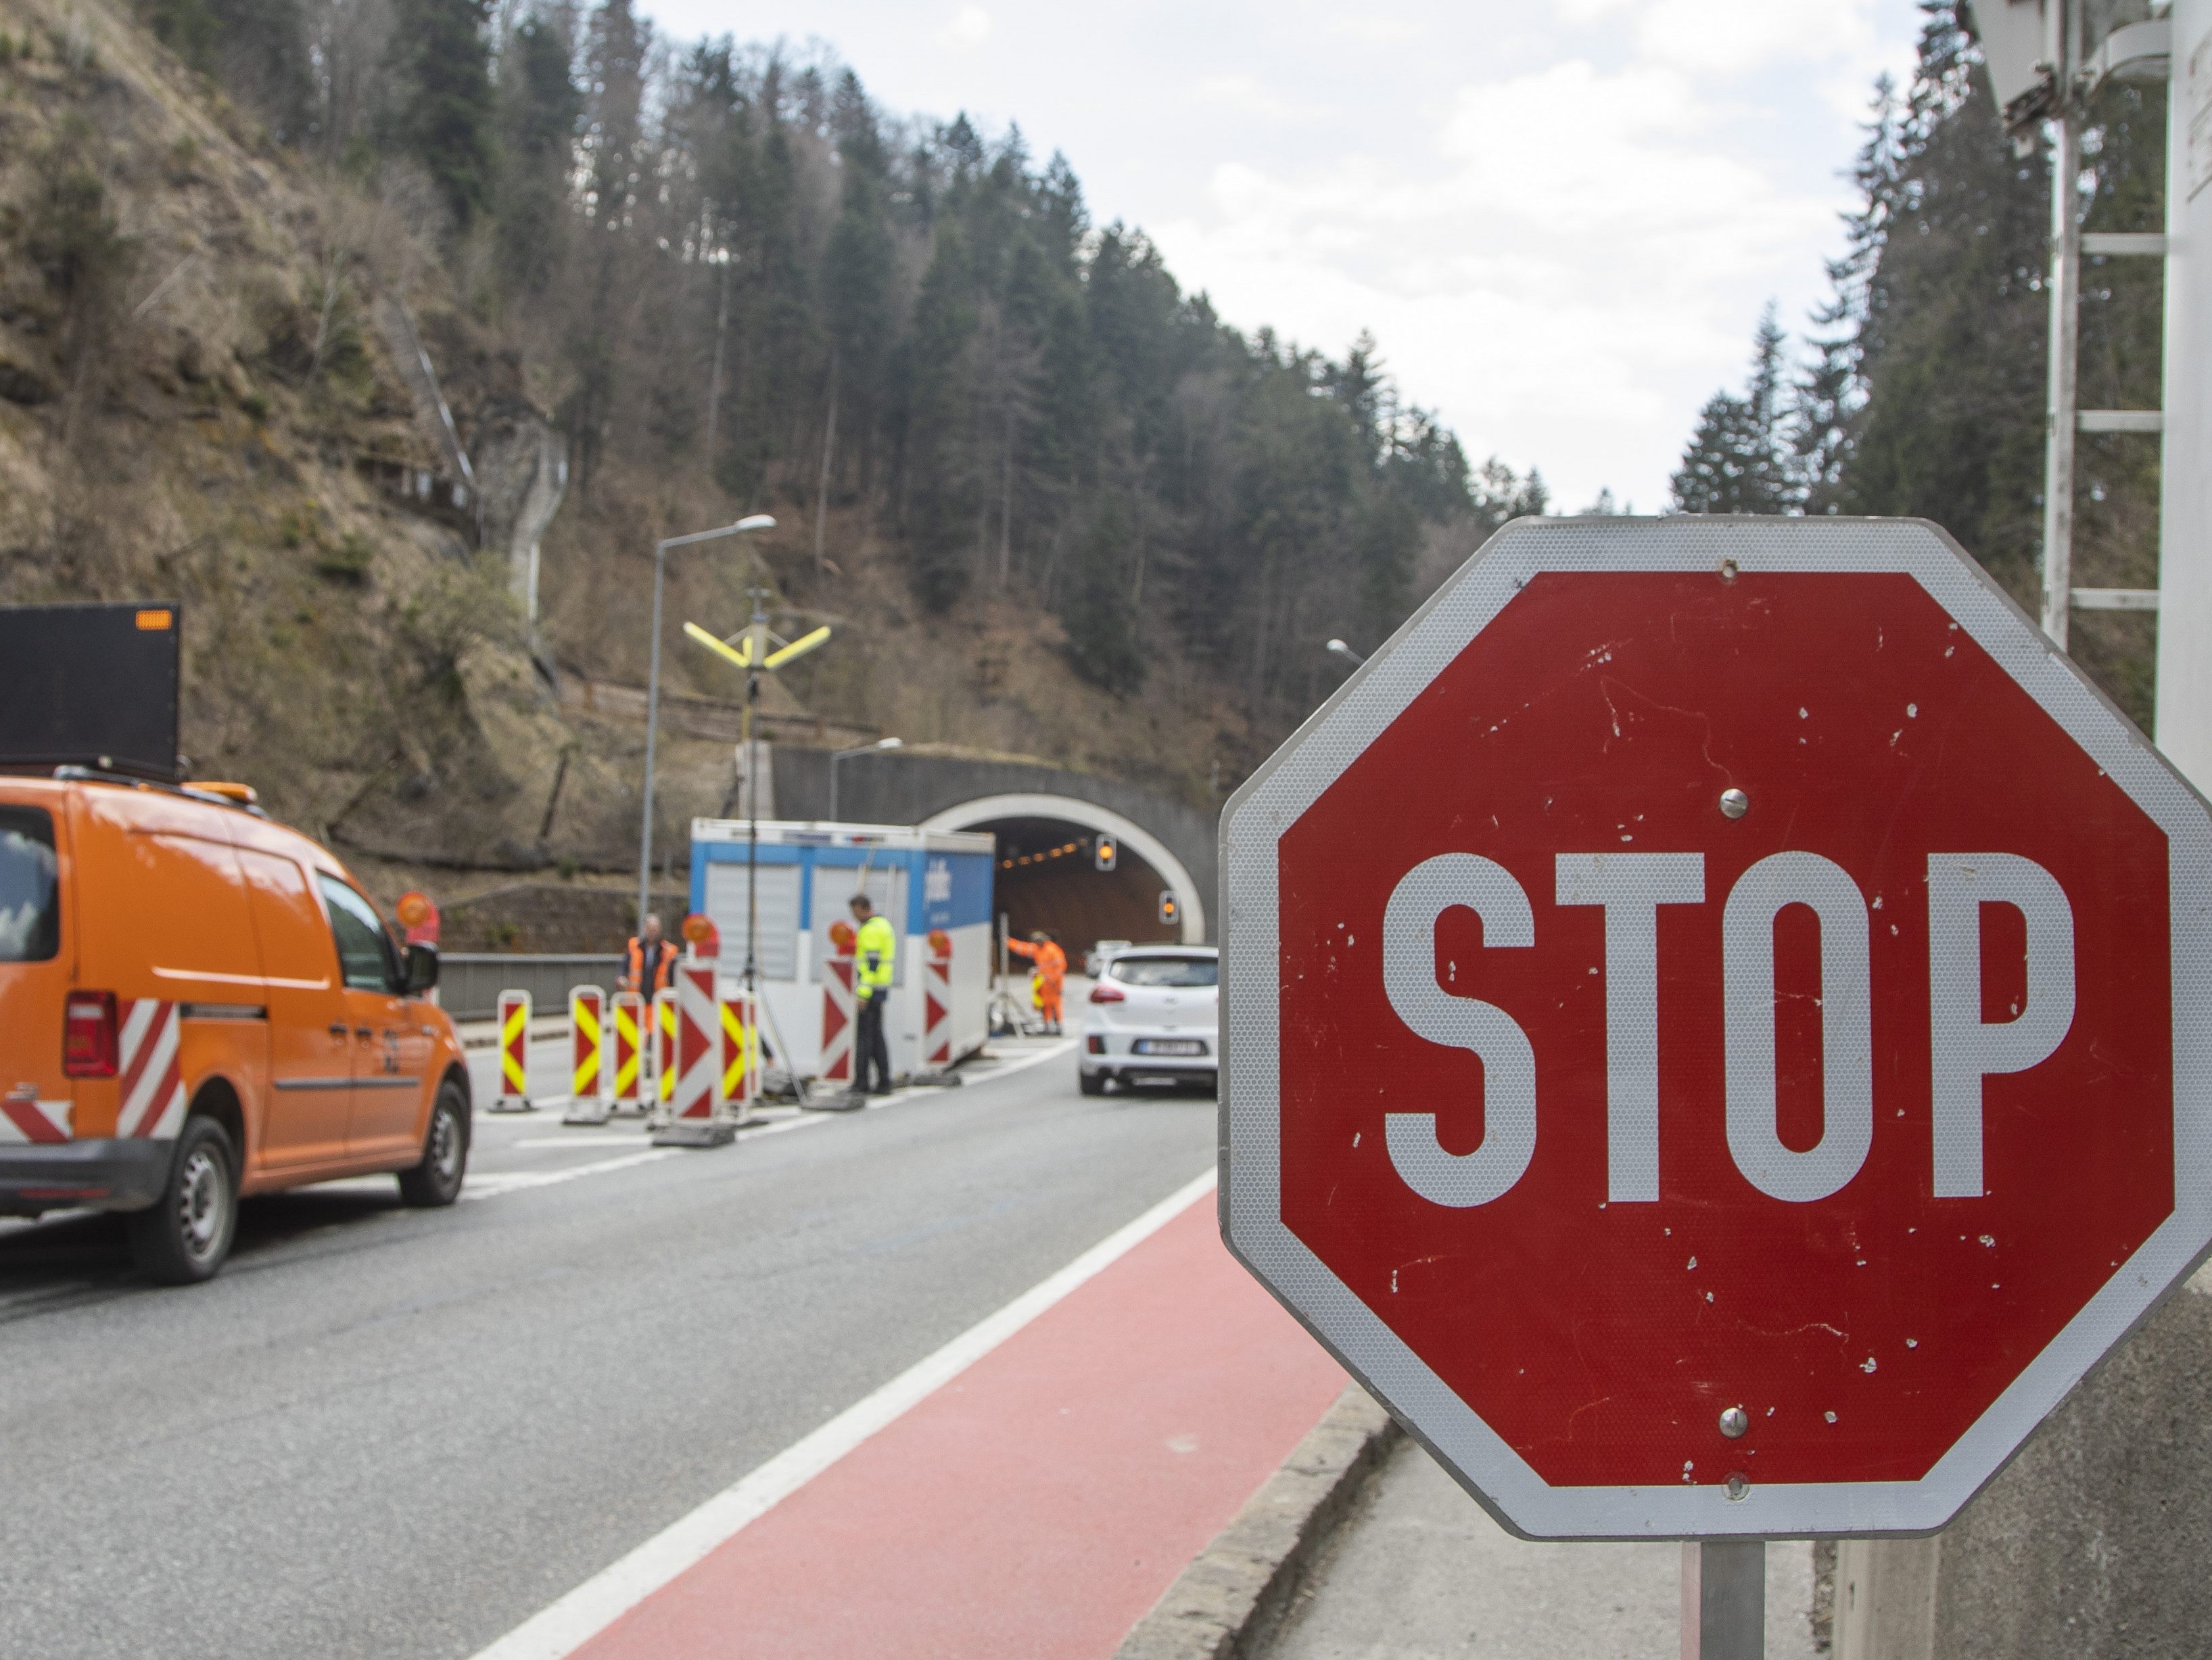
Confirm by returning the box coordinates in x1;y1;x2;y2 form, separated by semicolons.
651;963;734;1147
924;930;953;1067
610;990;645;1113
671;963;717;1122
116;997;187;1138
653;988;678;1109
719;984;759;1115
0;1094;71;1144
820;932;856;1086
565;986;609;1126
494;990;532;1111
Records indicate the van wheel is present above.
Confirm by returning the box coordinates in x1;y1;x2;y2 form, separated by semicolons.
128;1117;238;1285
1079;1070;1107;1097
398;1080;469;1207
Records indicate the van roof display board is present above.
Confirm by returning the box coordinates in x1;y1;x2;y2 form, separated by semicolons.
1219;518;2212;1539
0;602;183;781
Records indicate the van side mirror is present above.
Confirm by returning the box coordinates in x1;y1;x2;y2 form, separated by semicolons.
404;942;440;996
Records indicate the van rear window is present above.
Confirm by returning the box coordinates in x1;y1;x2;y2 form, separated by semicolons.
0;807;60;963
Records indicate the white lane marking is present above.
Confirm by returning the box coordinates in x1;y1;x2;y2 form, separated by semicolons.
743;1113;829;1140
461;1149;683;1198
470;1094;575;1117
464;1041;1078;1196
467;1163;1218;1660
509;1117;809;1151
855;1038;1078;1111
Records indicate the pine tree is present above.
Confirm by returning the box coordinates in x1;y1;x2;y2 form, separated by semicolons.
1672;391;1754;515
1795;76;1903;510
1671;306;1801;513
1060;499;1145;694
494;9;580;294
1807;1;2165;722
1830;2;2048;586
901;225;981;610
384;0;498;225
140;0;309;141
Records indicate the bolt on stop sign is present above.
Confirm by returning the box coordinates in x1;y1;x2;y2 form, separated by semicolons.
1221;518;2212;1539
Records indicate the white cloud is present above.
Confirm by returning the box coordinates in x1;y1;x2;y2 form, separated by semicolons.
1556;0;1634;21
1153;53;1840;493
1321;14;1427;43
947;4;991;45
1632;0;1877;75
1190;74;1320;121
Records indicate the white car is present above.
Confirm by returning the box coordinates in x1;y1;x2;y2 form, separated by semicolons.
1079;946;1219;1094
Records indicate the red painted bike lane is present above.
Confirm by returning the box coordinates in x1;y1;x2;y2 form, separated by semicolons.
575;1191;1346;1659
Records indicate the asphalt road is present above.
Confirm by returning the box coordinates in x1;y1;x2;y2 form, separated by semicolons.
0;1036;1215;1660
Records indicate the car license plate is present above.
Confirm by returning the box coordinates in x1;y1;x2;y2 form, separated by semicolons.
1135;1038;1207;1057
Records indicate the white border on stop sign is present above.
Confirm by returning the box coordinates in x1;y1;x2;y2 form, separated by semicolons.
1219;515;2212;1540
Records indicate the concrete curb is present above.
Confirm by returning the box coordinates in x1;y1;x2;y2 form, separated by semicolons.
1115;1385;1402;1660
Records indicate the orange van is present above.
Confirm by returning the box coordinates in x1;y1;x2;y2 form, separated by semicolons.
0;770;471;1283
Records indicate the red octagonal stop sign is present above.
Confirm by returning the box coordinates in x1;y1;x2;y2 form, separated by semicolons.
1221;518;2212;1538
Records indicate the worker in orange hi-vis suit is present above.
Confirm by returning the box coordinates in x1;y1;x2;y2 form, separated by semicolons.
1007;930;1068;1034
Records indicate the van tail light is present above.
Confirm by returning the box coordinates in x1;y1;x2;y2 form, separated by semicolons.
1088;984;1125;1003
64;992;118;1078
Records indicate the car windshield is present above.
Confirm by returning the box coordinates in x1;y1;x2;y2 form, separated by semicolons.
0;806;60;963
1110;955;1218;988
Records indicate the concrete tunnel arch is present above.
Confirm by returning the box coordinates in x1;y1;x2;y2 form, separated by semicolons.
917;793;1208;946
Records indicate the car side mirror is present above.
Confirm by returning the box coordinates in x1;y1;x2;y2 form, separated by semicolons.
404;942;440;996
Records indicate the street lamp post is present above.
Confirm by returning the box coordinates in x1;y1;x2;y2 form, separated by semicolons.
636;515;775;938
678;596;833;1096
828;736;903;822
1326;637;1367;667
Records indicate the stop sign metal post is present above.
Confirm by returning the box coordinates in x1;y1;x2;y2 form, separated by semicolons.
1221;518;2212;1657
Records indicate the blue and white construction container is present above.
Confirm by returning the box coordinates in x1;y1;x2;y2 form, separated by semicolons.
689;820;997;1082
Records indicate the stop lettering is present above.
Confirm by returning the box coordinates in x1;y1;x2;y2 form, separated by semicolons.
1223;519;2212;1538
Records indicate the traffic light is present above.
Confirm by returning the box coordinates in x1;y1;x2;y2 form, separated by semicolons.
1158;890;1179;926
1094;835;1117;871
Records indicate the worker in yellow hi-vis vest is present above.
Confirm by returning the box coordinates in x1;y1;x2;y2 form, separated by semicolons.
849;893;897;1097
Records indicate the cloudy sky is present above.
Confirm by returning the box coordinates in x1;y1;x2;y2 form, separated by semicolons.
640;0;1927;511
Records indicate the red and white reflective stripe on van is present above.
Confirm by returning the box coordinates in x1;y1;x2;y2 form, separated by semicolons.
115;998;187;1140
0;1096;71;1144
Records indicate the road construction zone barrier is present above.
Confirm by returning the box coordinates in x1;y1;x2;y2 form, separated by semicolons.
652;962;733;1147
494;990;532;1111
565;986;609;1126
609;990;646;1114
720;984;761;1116
820;920;856;1086
924;930;953;1068
653;988;678;1108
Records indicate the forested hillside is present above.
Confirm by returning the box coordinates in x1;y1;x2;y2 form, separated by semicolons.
7;0;2161;898
1;0;1545;872
1672;0;2166;727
